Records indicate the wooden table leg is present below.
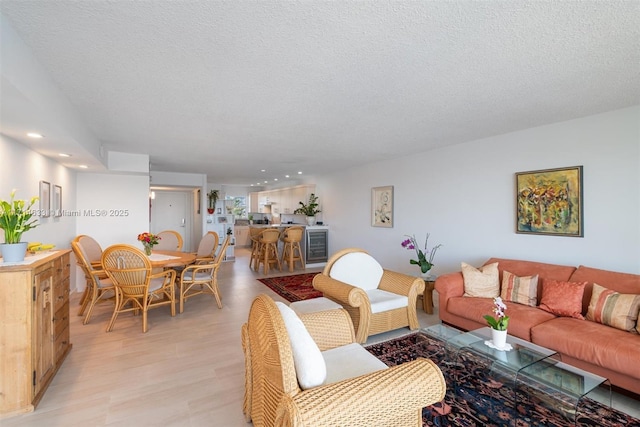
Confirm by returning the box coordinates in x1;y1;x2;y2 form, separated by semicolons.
423;280;435;314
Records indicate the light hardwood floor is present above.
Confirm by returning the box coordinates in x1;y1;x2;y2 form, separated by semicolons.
2;247;638;426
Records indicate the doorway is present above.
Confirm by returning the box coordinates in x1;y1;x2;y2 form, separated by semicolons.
150;191;192;251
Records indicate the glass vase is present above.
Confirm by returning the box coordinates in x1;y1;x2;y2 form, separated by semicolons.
143;243;153;256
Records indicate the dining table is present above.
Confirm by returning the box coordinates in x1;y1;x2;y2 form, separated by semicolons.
149;250;196;268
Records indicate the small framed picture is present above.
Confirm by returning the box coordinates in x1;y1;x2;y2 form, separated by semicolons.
371;185;393;227
217;216;228;223
53;185;62;217
39;180;51;217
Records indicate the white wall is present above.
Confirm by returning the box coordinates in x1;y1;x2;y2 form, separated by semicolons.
317;106;640;275
0;134;77;248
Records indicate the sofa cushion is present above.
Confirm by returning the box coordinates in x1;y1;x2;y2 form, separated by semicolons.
531;317;640;382
462;262;499;297
484;258;576;305
276;302;327;389
366;289;408;314
329;252;383;291
322;343;388;385
539;280;586;319
569;265;640;313
500;270;538;306
447;296;556;341
586;283;640;333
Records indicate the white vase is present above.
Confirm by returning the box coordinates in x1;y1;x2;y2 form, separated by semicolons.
306;216;315;226
420;270;434;280
491;328;508;349
0;242;28;262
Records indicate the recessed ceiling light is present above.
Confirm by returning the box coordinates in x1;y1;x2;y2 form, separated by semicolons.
298;171;302;175
274;178;278;181
264;180;268;183
79;165;88;169
58;153;71;157
285;175;290;178
261;169;266;172
27;132;44;138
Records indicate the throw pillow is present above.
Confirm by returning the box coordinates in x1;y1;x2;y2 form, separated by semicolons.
539;280;587;319
275;302;327;389
500;270;539;307
329;251;383;291
462;262;499;297
586;283;640;333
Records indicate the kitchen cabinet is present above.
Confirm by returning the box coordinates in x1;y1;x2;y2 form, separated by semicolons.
253;185;316;216
235;225;251;247
0;250;72;417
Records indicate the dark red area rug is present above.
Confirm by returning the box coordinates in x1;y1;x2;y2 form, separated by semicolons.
366;333;640;427
257;273;322;302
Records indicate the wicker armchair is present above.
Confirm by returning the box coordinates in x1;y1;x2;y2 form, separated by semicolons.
155;230;184;251
242;294;445;427
193;231;219;264
179;235;230;313
101;244;176;333
313;248;425;343
71;235;114;324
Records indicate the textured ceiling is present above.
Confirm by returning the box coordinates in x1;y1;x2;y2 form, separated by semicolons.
1;1;639;185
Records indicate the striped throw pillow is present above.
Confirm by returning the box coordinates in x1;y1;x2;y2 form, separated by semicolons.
500;270;538;307
586;283;640;333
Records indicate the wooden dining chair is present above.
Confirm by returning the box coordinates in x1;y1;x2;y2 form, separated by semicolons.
179;235;230;313
155;230;184;251
281;226;304;272
101;244;176;333
71;235;115;324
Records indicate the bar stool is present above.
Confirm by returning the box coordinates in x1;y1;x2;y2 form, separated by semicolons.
281;226;304;272
255;228;282;274
249;227;263;270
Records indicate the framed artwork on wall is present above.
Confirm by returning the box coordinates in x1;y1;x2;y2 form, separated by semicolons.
53;184;62;217
39;180;51;217
371;185;393;228
516;166;583;237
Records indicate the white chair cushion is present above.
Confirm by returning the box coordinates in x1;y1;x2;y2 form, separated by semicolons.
322;343;388;385
289;297;342;315
329;252;383;291
149;277;166;292
366;289;409;313
276;302;327;390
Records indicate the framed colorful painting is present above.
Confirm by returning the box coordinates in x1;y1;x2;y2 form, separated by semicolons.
516;166;583;237
371;185;393;227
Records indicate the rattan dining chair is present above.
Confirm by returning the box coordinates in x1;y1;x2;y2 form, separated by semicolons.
248;226;263;269
155;230;184;251
242;294;446;426
178;235;230;313
313;248;425;343
71;235;115;324
101;244;176;333
193;231;220;264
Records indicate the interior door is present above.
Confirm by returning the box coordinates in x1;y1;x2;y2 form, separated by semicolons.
151;191;191;251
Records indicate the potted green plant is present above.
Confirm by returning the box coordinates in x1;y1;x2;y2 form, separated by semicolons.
207;189;219;214
294;193;321;226
248;214;254;225
0;190;39;262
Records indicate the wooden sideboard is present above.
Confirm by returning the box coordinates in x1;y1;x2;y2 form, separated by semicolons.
0;250;72;417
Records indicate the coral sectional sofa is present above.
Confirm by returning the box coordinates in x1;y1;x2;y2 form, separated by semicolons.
435;258;640;395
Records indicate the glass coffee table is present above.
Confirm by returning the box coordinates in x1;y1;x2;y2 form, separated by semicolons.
422;324;611;424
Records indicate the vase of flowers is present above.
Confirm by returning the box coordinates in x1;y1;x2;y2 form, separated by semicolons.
401;233;442;278
137;232;161;256
0;190;39;262
483;296;510;349
207;189;219;214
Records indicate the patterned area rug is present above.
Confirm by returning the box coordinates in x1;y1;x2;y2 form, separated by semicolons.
366;333;640;427
257;273;322;302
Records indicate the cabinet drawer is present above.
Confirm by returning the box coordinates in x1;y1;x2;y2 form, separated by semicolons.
55;325;70;360
54;301;69;338
54;278;70;312
54;254;71;283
